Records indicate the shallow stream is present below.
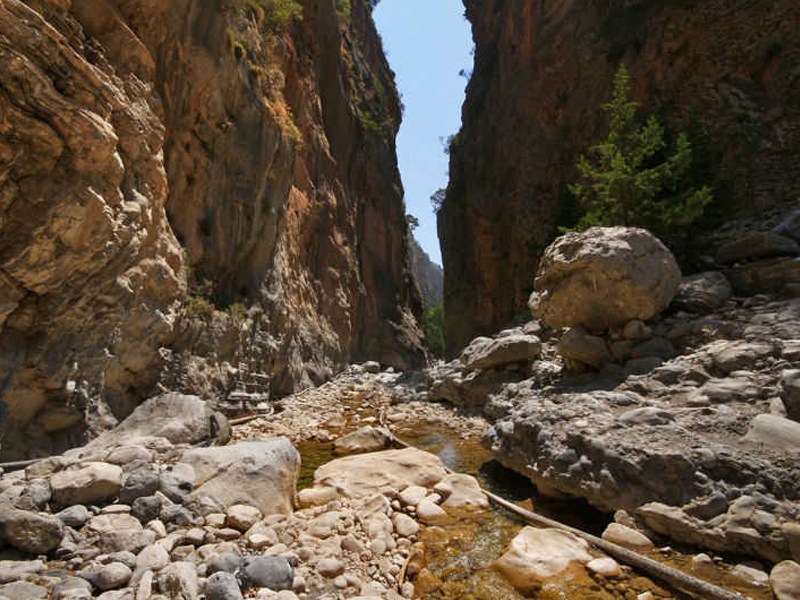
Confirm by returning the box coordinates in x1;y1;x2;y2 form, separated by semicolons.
295;402;774;600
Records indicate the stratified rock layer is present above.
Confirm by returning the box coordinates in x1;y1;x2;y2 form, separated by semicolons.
440;0;800;353
0;0;424;458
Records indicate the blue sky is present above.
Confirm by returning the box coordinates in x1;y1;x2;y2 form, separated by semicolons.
373;0;473;266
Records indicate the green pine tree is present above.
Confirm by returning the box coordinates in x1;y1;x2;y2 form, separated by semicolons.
569;65;712;241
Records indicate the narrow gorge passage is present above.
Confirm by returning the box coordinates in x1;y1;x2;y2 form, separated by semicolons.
1;1;799;600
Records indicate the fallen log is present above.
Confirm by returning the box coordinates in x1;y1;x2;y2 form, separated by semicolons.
388;432;748;600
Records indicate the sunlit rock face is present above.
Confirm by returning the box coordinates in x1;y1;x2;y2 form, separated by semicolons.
440;0;800;354
0;0;424;459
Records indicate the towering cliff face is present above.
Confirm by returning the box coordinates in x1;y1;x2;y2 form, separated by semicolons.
0;0;424;459
440;0;800;353
409;237;443;309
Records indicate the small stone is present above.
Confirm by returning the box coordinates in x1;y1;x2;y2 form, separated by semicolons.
398;486;428;508
240;556;293;590
730;564;769;586
214;528;241;541
333;575;348;589
96;562;133;591
131;495;163;523
601;523;654;550
205;513;226;528
415;499;447;524
118;467;159;505
587;557;621;577
159;473;193;504
206;553;243;575
162;505;194;526
225;505;262;532
105;445;153;466
56;505;92;528
135;544;170;572
156;561;199;599
316;558;345;578
205;572;243;600
392;513;419;538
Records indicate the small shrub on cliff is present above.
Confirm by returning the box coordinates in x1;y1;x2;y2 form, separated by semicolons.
569;65;712;243
268;0;303;27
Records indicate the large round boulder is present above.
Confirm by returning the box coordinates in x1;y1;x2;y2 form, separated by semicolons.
529;227;681;330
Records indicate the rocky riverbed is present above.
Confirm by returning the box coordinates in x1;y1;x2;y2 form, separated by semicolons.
1;359;797;599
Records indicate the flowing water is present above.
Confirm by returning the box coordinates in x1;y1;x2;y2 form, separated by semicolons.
295;406;774;600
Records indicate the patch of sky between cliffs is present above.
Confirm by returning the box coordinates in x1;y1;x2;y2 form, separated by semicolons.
372;0;473;266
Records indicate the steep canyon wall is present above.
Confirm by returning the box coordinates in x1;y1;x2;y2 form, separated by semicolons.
0;0;424;458
440;0;800;353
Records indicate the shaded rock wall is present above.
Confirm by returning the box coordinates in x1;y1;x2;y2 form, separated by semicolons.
440;0;800;354
0;0;424;459
409;238;443;309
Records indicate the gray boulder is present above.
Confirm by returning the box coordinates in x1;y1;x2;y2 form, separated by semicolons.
84;393;228;451
239;556;293;591
530;227;681;330
671;271;732;313
0;508;64;554
205;572;243;600
119;468;159;505
460;335;542;371
745;414;800;451
182;439;299;515
50;462;123;507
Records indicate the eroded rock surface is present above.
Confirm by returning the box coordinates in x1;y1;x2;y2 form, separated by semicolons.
0;0;425;460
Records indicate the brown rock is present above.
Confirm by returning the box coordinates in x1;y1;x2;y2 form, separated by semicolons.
530;228;681;330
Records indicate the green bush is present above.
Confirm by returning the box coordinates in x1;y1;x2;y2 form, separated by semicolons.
423;303;445;358
569;65;712;244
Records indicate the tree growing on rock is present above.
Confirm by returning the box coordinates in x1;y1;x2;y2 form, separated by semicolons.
569;65;712;243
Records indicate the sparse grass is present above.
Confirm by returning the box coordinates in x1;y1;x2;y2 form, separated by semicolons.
336;0;352;21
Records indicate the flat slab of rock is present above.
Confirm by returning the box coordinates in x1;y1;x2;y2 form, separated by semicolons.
460;335;541;371
530;227;681;330
333;426;392;455
309;448;447;500
493;527;592;594
182;439;299;516
84;393;225;451
717;232;800;264
50;462;123;507
745;414;800;450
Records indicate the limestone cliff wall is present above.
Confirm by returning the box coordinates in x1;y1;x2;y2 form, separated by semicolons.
0;0;424;458
440;0;800;353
